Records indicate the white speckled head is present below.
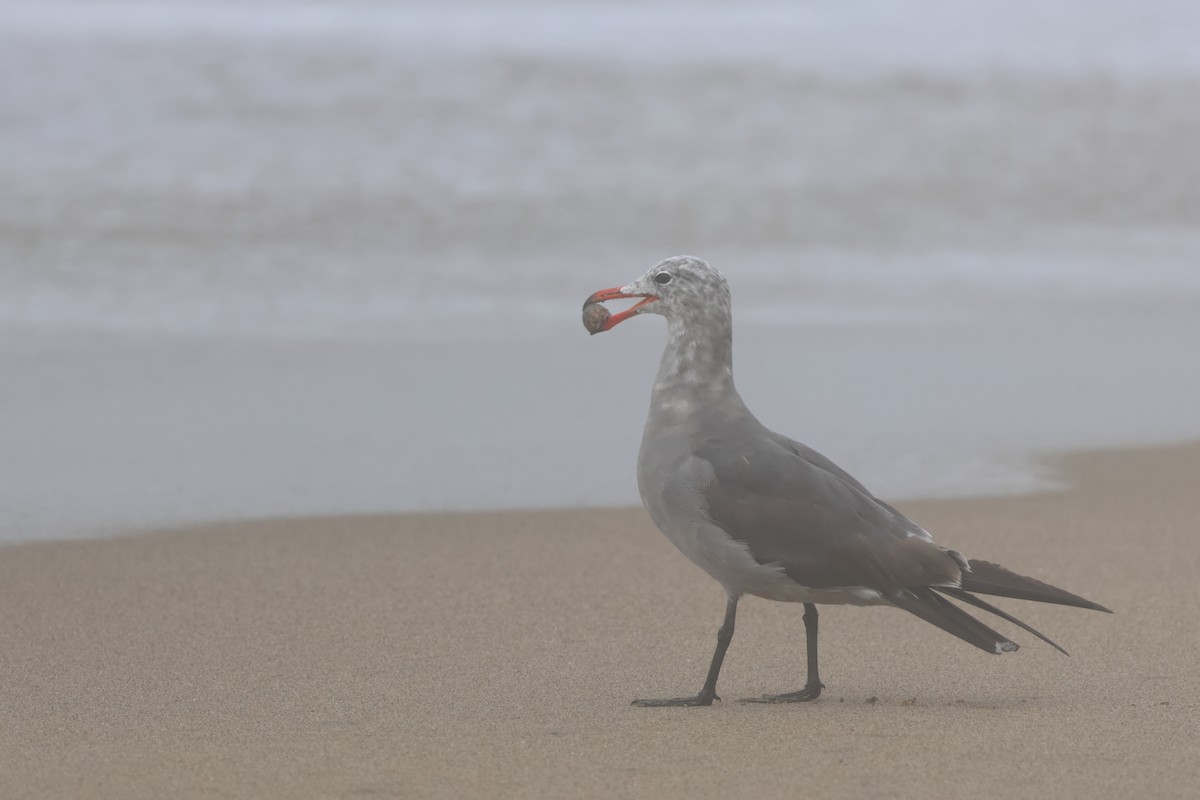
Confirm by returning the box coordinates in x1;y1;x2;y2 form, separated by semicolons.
584;256;732;334
619;256;731;325
586;256;737;399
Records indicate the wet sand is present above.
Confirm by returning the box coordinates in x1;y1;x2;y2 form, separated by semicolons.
2;442;1198;799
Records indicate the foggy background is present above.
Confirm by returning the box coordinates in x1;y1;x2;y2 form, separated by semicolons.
3;0;1200;540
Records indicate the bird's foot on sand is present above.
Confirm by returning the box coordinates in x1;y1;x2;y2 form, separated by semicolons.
631;693;718;707
739;683;824;703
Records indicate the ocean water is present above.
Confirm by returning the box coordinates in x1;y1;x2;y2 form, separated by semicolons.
2;0;1200;540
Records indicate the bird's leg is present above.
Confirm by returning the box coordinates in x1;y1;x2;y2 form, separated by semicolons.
632;594;738;707
741;602;825;703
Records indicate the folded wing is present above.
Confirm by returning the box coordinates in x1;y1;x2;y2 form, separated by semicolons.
696;422;1109;655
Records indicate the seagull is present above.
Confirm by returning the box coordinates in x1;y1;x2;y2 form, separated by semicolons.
584;256;1110;706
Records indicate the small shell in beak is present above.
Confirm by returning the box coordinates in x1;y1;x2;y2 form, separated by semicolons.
582;302;611;335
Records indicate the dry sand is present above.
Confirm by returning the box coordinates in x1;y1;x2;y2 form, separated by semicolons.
2;442;1198;799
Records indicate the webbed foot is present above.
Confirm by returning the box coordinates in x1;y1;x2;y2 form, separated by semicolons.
631;693;719;707
739;682;823;703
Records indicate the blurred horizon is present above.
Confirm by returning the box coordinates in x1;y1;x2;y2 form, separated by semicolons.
2;0;1200;540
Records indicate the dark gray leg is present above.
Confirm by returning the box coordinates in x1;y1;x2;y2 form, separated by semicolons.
741;602;825;703
632;594;739;707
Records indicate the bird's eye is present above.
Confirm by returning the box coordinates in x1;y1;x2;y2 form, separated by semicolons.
654;272;673;285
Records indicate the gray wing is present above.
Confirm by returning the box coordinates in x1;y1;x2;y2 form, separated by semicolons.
697;425;961;593
695;424;1106;656
767;431;931;540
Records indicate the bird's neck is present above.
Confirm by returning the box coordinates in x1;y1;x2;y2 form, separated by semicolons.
650;315;741;415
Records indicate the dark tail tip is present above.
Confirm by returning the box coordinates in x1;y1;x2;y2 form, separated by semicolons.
963;560;1111;613
937;587;1071;656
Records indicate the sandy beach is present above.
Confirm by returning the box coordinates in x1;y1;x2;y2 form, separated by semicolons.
2;441;1197;799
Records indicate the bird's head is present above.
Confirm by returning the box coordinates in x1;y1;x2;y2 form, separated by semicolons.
583;256;730;335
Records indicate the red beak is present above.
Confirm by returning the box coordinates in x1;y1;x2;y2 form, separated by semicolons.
584;286;659;332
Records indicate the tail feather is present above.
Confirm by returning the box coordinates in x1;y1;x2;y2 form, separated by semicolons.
936;587;1069;656
892;561;1109;654
890;587;1018;655
962;560;1112;613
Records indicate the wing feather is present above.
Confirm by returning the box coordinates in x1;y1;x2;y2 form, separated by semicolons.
697;426;961;593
